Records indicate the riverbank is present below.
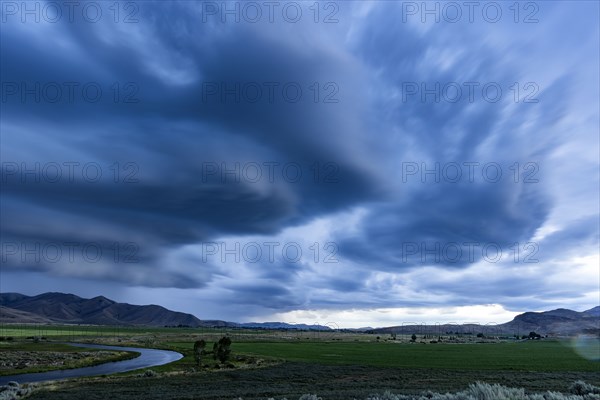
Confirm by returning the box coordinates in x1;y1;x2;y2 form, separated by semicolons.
0;342;139;376
0;343;182;385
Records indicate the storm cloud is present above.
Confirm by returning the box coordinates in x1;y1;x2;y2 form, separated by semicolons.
1;1;598;325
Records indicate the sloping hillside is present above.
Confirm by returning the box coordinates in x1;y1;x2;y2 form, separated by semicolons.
0;292;218;327
0;306;55;324
497;307;600;335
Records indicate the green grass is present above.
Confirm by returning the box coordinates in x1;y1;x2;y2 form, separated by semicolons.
0;324;343;341
14;339;600;399
230;341;599;371
23;361;600;400
0;325;195;338
0;342;93;352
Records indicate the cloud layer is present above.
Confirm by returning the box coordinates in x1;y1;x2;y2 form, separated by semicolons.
1;1;598;326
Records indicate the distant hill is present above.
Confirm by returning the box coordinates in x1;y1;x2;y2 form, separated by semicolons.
583;306;600;317
235;322;332;330
1;292;597;335
0;306;55;324
371;307;599;336
0;292;333;330
0;292;223;327
497;307;600;336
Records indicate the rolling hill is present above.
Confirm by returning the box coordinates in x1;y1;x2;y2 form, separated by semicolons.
0;292;331;329
1;292;597;334
496;307;600;336
370;307;599;336
0;292;215;327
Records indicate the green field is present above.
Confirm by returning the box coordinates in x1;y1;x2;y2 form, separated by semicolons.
0;324;287;341
2;327;599;399
0;325;193;337
21;339;600;400
228;341;599;371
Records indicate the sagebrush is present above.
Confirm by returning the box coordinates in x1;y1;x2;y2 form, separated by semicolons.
254;381;600;400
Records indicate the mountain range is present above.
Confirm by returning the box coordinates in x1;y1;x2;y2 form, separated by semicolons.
0;292;211;327
366;307;600;336
1;292;598;335
497;307;600;336
0;292;331;330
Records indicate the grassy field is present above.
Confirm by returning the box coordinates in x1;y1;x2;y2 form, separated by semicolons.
2;328;598;399
227;341;599;371
0;324;213;338
0;324;315;342
21;361;600;400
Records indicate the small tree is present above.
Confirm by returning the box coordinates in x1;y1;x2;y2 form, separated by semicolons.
411;334;417;342
215;336;232;363
528;331;541;340
212;342;219;360
193;339;206;366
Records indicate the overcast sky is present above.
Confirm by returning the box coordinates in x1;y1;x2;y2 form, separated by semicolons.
1;1;598;328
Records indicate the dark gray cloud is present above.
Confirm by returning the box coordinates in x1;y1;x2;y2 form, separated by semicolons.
1;2;381;289
1;1;598;322
338;182;550;269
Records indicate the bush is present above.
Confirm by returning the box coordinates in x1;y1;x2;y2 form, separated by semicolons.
140;370;157;378
239;381;600;400
0;381;32;400
569;381;600;395
213;336;232;363
193;339;207;366
529;331;542;340
362;382;600;400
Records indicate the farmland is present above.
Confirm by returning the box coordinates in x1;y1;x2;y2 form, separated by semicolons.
1;325;598;399
227;341;600;371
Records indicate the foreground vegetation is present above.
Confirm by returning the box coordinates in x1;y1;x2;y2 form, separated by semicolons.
250;381;600;400
11;365;600;400
4;380;600;400
11;340;600;399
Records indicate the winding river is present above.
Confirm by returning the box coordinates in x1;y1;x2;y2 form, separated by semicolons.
0;343;183;385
